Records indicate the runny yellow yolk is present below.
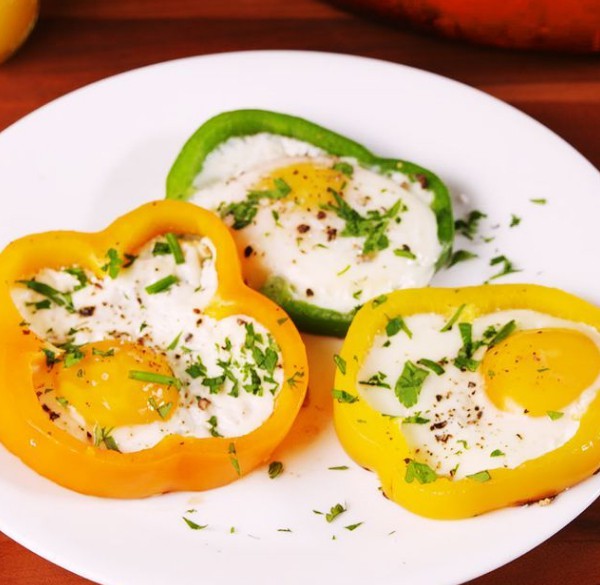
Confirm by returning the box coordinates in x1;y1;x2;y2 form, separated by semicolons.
253;162;347;210
50;340;179;428
482;328;600;416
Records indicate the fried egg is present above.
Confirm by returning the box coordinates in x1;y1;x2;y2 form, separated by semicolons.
357;309;600;479
12;235;284;452
189;133;443;313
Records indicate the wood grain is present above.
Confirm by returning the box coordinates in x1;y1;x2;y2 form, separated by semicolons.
0;2;599;584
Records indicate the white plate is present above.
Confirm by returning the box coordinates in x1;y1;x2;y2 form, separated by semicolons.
0;51;599;585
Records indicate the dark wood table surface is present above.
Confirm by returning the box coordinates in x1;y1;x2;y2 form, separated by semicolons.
0;1;599;584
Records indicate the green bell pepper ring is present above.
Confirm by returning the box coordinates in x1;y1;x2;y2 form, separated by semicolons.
166;109;454;337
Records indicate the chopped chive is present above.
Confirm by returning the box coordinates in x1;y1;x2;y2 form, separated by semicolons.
530;198;547;205
165;233;185;264
328;465;349;471
440;304;466;332
92;347;115;357
345;522;363;531
148;397;173;419
145;275;178;294
129;370;181;389
488;320;517;347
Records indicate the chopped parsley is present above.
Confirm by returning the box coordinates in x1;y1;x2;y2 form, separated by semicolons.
207;415;222;437
488;255;521;281
17;279;75;313
333;354;347;375
64;267;88;290
490;449;505;457
359;371;390;388
371;294;388;307
402;412;430;425
332;389;359;403
94;426;120;452
268;461;284;479
101;248;123;279
510;214;521;227
404;459;437;484
323;189;405;255
287;370;304;388
453;323;480;372
92;347;115;357
416;358;445;376
228;442;241;475
222;177;291;229
385;316;412;338
395;361;429;407
167;331;183;351
152;241;171;256
454;210;487;240
547;410;564;421
182;517;208;530
148;397;173;419
185;356;207;379
332;161;354;177
42;348;58;367
393;245;416;260
467;470;491;482
345;522;363;531
324;503;347;523
63;345;85;368
448;250;478;268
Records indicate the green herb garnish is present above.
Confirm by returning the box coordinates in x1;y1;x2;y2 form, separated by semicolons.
454;210;487;240
440;304;466;332
467;470;491;482
268;461;284;479
333;354;347;375
129;370;182;389
416;358;445;376
145;275;178;294
395;361;429;407
165;233;185;264
183;517;208;530
448;250;478;268
332;389;359;404
101;248;123;279
405;459;438;484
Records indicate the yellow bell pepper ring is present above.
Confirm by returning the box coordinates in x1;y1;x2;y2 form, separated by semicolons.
0;200;308;498
333;285;600;519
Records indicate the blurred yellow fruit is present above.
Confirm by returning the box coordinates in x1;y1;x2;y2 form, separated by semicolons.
0;0;39;63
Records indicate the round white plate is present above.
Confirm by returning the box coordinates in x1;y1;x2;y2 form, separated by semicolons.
0;51;599;585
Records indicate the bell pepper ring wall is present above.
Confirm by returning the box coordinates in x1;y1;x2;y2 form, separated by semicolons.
333;285;600;519
0;201;308;498
166;109;454;337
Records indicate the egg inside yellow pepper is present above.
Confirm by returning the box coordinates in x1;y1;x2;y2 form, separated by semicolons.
333;285;600;519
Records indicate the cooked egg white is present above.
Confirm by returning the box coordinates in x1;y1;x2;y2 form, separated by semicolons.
190;133;442;313
357;310;600;479
12;235;284;452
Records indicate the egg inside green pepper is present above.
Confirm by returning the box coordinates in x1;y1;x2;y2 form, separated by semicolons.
167;109;453;337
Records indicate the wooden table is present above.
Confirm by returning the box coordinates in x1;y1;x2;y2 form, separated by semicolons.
0;2;599;584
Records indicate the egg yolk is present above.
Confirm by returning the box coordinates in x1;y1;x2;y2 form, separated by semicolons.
254;162;347;210
482;328;600;416
49;340;180;428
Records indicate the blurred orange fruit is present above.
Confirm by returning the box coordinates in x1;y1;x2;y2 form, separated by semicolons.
0;0;39;63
